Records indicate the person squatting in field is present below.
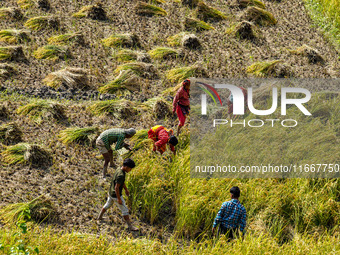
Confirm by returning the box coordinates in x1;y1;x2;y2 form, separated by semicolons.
173;79;190;136
227;87;247;119
148;125;178;156
212;186;247;240
97;158;139;231
96;128;136;177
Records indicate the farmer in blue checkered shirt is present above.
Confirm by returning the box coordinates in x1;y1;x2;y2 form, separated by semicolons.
212;186;247;239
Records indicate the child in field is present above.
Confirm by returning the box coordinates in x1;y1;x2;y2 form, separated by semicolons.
148;125;178;156
173;79;190;136
96;128;136;177
97;158;138;231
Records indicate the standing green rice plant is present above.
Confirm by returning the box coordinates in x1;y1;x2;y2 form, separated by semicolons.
135;2;167;16
0;30;30;44
24;16;60;31
184;17;215;31
101;33;140;48
196;2;227;21
33;45;70;61
48;32;85;46
99;70;140;94
148;47;181;60
246;60;283;77
0;8;23;20
0;195;57;225
58;127;99;145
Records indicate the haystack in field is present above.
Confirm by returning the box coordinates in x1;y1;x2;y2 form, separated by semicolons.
2;143;52;167
73;3;107;20
153;99;172;119
148;47;182;60
166;63;207;83
237;0;266;9
246;60;291;77
241;6;277;26
135;2;167;17
88;100;138;119
196;2;227;21
0;123;22;145
226;21;258;40
33;45;71;61
0;104;9;119
0;30;30;44
181;0;199;8
43;67;89;90
168;32;201;49
0;63;17;79
0;46;26;62
99;69;140;94
48;32;85;46
102;33;140;48
115;62;158;79
0;7;23;20
184;17;215;31
58;126;99;146
0;195;57;224
290;45;325;64
24;16;60;31
18;0;51;10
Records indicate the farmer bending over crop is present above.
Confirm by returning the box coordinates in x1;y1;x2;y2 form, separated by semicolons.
212;186;247;240
148;125;178;156
97;158;138;231
173;79;190;136
96;128;136;177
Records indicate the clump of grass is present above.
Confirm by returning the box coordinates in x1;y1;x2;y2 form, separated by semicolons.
88;100;137;119
43;67;89;89
24;16;59;31
0;30;30;44
113;49;138;62
99;70;140;94
0;63;18;79
237;0;266;9
0;123;22;145
196;2;227;21
33;45;71;61
72;3;107;20
135;2;167;16
290;45;325;64
0;7;23;20
242;6;277;26
246;60;286;77
17;0;51;10
184;17;215;31
0;195;57;225
226;21;258;40
166;64;206;83
0;46;26;62
148;47;182;60
167;32;201;49
1;143;52;167
58;126;99;145
114;62;157;78
17;100;66;122
101;33;140;48
48;32;85;46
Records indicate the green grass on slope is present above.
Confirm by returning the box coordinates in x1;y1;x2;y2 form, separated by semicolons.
304;0;340;50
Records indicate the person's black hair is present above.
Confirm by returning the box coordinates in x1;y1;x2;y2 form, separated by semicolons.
230;186;240;198
169;135;178;146
123;158;136;169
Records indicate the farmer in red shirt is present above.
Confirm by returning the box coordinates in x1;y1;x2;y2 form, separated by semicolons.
173;79;190;136
148;125;178;156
